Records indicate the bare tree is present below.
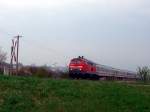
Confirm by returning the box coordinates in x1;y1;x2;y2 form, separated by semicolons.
137;66;150;83
0;47;7;74
0;47;7;64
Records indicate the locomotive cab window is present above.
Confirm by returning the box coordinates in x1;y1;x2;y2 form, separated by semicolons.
71;59;82;64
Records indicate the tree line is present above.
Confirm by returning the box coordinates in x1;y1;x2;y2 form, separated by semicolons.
0;46;150;83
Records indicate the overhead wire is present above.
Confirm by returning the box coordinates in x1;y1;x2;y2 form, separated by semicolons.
21;38;70;66
0;28;72;66
0;28;16;37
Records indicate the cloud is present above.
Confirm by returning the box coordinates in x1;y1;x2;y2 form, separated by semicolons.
0;0;150;70
0;0;65;9
0;0;143;9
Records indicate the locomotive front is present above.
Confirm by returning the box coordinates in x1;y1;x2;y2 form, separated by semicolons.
69;56;99;79
69;57;86;78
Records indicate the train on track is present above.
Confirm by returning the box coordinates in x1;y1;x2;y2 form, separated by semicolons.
69;56;138;80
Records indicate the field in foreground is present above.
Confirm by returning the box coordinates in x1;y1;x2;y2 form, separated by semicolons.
0;75;150;112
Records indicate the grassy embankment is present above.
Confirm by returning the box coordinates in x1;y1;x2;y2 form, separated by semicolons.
0;75;150;112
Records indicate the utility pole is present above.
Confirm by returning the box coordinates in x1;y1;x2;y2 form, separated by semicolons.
15;35;22;75
10;35;22;75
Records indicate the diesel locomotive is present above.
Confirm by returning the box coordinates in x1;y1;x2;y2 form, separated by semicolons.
69;56;138;80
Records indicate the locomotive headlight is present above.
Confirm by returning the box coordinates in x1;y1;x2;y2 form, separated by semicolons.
78;66;83;68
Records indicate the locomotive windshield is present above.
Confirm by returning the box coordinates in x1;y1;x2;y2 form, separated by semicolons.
71;59;82;64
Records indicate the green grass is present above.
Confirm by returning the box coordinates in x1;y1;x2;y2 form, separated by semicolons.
0;75;150;112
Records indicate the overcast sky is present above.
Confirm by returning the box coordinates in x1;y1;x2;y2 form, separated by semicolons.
0;0;150;71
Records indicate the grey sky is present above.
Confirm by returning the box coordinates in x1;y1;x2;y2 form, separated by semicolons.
0;0;150;71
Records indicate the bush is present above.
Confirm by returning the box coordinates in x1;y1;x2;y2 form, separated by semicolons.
17;66;69;79
137;66;150;83
60;71;69;79
18;66;53;78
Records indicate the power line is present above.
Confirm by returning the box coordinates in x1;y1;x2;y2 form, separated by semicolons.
0;28;68;58
0;28;15;36
22;38;69;64
0;28;70;66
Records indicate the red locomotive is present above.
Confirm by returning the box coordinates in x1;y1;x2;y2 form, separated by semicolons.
69;56;138;80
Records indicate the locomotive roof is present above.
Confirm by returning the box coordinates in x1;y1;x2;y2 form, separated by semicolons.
72;57;97;65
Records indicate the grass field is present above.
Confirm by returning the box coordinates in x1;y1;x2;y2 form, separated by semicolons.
0;75;150;112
